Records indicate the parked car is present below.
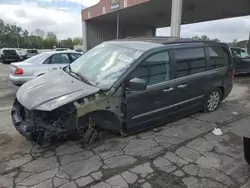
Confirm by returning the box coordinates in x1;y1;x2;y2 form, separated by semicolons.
16;49;26;60
24;49;39;59
54;48;71;51
9;51;82;86
230;47;250;74
11;37;233;144
0;48;23;64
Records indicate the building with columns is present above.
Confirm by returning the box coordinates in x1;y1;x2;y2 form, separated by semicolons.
81;0;250;51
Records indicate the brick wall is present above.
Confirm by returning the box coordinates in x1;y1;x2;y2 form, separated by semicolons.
82;0;150;21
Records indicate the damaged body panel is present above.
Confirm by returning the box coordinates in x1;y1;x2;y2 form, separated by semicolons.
17;69;100;111
12;69;125;144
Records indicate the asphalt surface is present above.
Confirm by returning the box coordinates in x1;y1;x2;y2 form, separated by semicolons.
1;64;250;188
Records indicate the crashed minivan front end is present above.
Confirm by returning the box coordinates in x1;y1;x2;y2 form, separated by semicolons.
10;68;120;144
12;100;77;143
12;93;115;144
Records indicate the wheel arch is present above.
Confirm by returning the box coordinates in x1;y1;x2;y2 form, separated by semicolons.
77;110;123;133
218;86;225;100
37;73;45;77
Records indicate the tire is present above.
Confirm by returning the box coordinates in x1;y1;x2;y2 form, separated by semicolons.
244;137;250;165
203;88;222;112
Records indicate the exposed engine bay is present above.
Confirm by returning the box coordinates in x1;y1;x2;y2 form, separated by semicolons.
11;91;120;145
12;99;78;144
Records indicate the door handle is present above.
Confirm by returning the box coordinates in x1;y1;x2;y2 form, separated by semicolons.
52;68;57;70
178;84;187;89
163;88;174;92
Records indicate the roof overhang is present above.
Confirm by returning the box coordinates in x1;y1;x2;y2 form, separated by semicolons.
83;0;250;27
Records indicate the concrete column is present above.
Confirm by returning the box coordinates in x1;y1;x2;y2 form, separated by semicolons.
170;0;183;38
116;13;120;39
247;32;250;54
82;20;87;52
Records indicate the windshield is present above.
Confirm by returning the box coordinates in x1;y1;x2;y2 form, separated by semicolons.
240;52;250;58
70;43;143;89
231;48;250;58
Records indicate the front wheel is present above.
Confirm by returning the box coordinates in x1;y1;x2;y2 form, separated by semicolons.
203;89;221;112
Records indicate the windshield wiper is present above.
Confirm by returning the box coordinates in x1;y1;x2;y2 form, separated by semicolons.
69;65;93;86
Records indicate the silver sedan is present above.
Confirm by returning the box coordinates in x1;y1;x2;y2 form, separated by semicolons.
9;51;82;86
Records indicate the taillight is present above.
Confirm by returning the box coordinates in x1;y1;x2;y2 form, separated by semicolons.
14;68;23;75
232;68;235;80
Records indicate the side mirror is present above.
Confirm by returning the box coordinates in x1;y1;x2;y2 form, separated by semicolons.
128;78;146;91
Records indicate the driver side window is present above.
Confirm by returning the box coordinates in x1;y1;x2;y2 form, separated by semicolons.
130;51;170;86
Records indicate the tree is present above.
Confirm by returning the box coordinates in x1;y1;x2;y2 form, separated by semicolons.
192;35;220;42
32;28;45;39
73;37;82;45
46;32;57;41
60;38;73;49
201;35;210;41
43;32;57;49
0;20;85;49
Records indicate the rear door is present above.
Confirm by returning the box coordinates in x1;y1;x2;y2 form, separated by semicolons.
125;49;177;132
171;46;208;111
39;53;70;75
48;53;71;70
58;53;71;68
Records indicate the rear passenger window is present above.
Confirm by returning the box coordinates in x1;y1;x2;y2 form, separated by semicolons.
130;51;170;86
174;48;206;78
207;46;229;69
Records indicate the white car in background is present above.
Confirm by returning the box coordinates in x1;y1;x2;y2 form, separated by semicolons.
24;49;39;59
9;51;82;86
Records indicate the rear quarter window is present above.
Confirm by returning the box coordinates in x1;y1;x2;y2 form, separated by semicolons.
174;47;206;78
207;46;231;70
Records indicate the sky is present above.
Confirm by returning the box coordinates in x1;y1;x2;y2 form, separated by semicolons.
0;0;249;42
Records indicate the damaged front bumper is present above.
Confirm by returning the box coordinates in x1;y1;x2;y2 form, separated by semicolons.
12;100;35;140
11;99;77;143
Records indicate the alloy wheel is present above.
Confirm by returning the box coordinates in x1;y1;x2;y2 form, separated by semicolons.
207;90;220;112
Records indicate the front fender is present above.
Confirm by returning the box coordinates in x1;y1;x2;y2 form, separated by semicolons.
77;110;122;133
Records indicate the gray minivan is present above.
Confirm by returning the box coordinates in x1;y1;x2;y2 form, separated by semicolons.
11;37;234;144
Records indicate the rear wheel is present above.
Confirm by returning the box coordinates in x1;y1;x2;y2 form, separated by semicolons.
203;89;221;112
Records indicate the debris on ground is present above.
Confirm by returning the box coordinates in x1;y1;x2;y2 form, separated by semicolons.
212;128;222;136
153;127;163;133
232;111;239;115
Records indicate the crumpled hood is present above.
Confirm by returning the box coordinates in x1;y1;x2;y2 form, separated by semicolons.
17;69;100;111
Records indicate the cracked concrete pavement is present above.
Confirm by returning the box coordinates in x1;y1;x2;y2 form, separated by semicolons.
1;64;250;188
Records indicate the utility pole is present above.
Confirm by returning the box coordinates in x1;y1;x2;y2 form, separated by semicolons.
15;24;19;48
